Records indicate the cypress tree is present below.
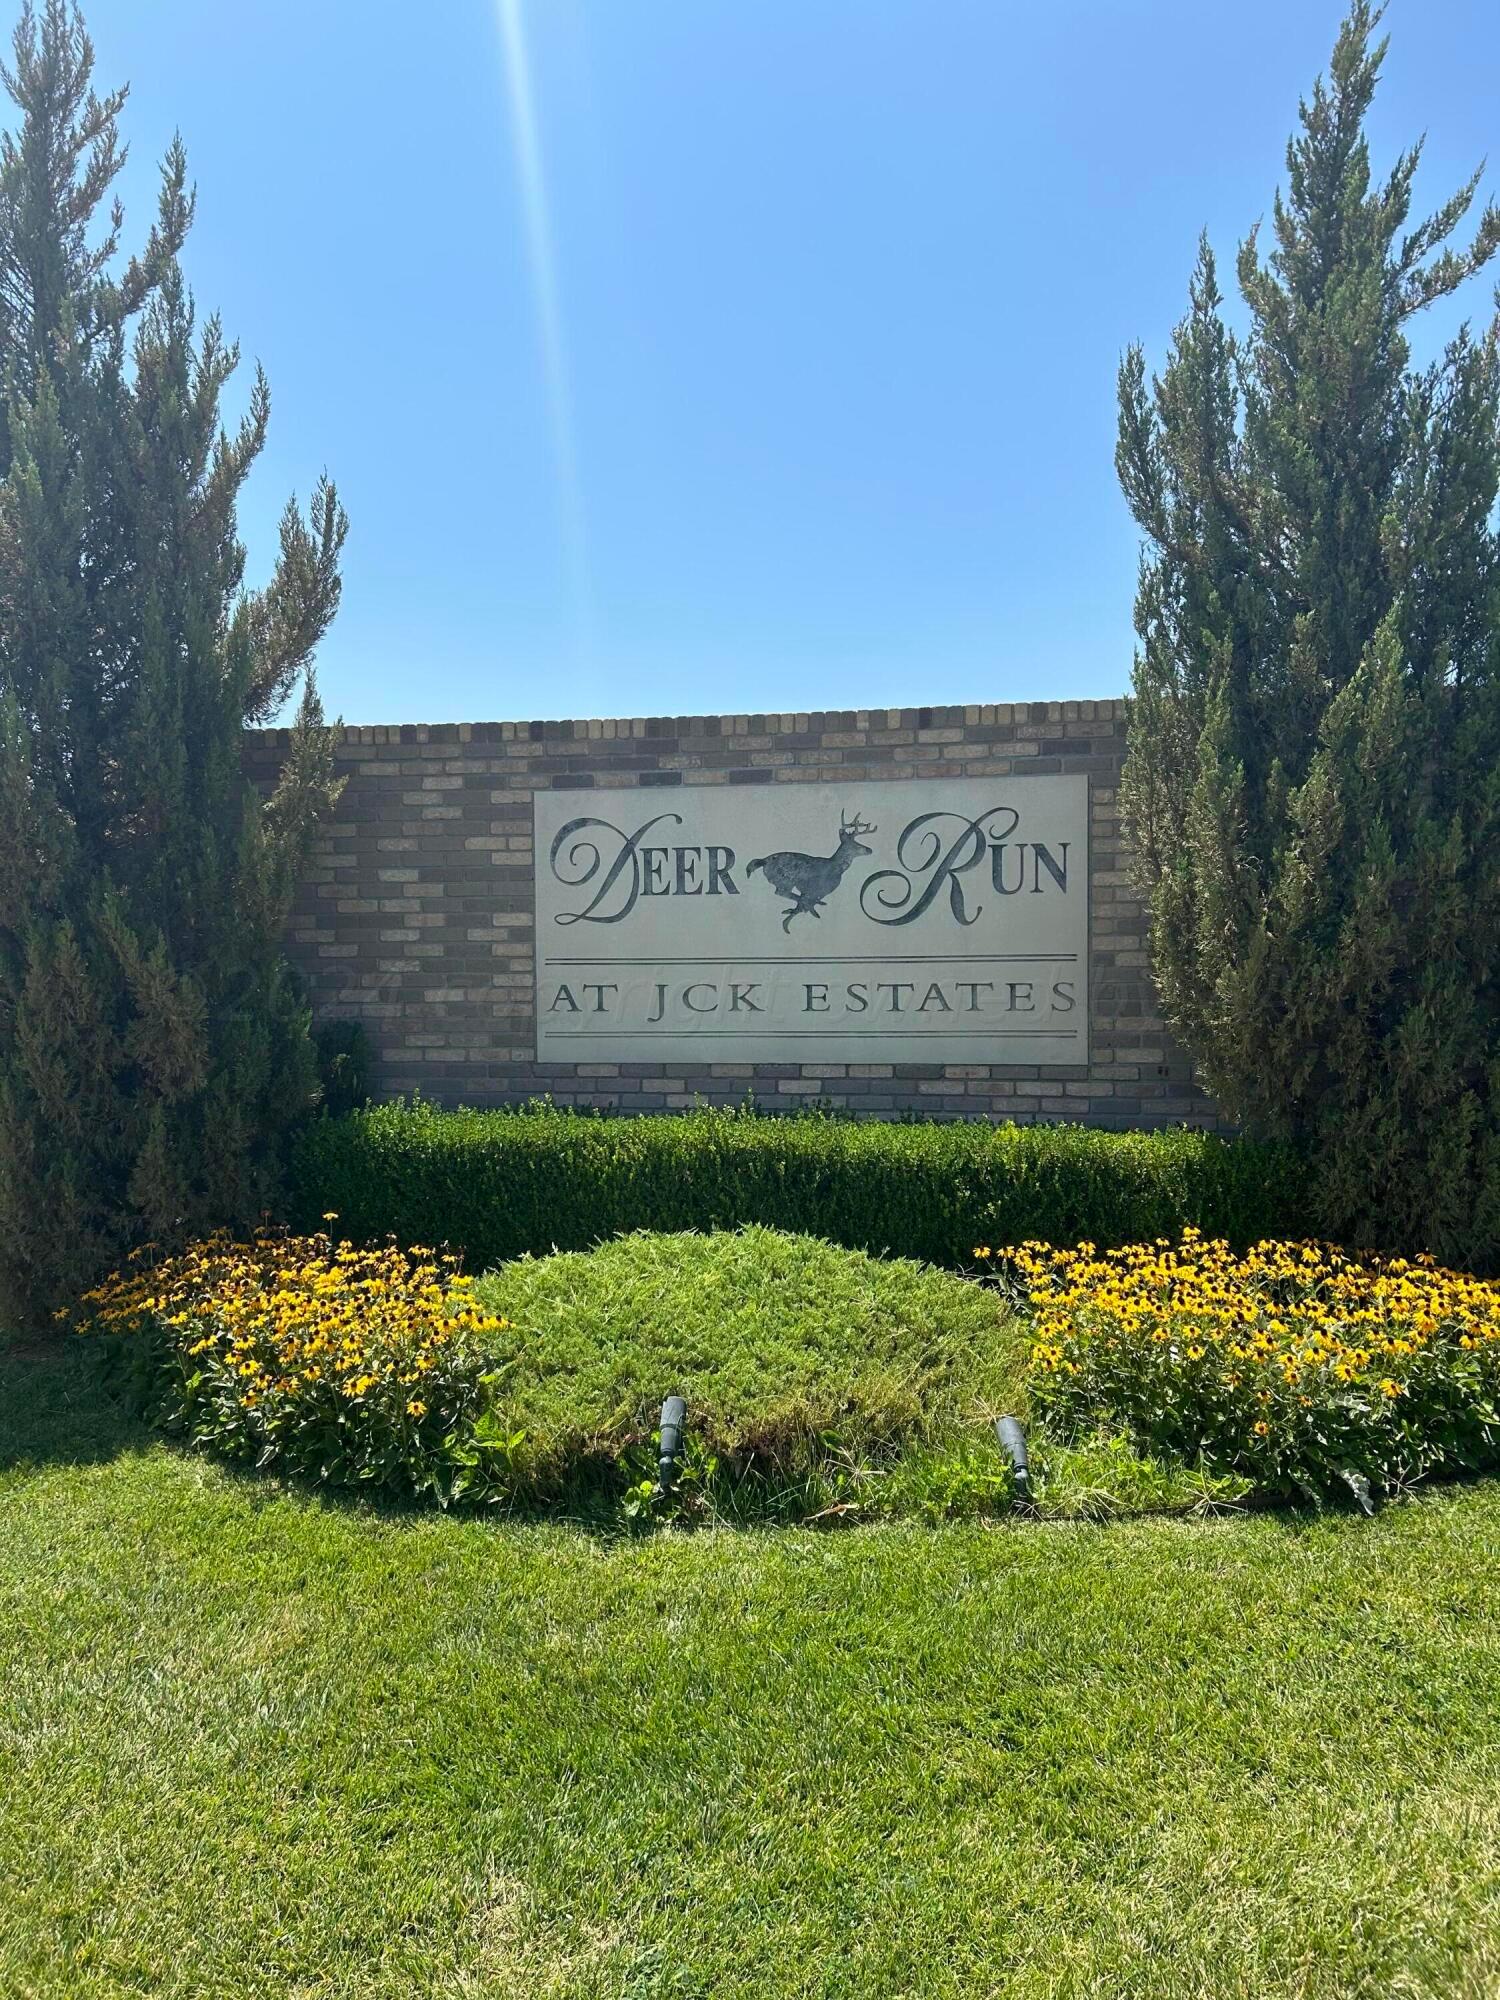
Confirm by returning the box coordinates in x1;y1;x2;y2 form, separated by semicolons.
0;1;345;1324
1116;3;1500;1263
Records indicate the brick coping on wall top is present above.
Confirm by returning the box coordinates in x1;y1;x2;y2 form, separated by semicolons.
248;698;1130;752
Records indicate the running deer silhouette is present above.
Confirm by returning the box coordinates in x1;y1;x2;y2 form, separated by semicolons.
746;812;878;932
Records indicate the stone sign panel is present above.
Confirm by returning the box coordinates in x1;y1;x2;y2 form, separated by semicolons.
533;774;1089;1064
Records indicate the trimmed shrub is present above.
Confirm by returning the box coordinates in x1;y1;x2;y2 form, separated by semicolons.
288;1101;1305;1272
472;1225;1026;1464
313;1020;374;1117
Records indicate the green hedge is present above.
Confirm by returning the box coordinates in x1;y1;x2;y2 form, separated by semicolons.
288;1102;1306;1271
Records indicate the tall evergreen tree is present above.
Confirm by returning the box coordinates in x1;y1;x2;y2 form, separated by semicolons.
1116;2;1500;1262
0;1;345;1324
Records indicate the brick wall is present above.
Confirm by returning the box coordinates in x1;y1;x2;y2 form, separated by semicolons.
244;700;1225;1129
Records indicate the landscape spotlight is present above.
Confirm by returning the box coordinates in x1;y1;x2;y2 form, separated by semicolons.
994;1415;1033;1504
658;1395;687;1486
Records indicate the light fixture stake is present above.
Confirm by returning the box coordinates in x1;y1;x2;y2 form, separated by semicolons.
994;1415;1032;1504
658;1395;687;1486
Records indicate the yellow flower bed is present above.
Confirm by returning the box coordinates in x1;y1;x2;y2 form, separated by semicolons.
70;1226;511;1501
996;1230;1500;1499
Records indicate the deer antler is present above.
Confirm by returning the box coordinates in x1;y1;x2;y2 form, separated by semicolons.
841;810;878;836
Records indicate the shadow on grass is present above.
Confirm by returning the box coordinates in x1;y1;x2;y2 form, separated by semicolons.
0;1337;151;1476
0;1336;650;1535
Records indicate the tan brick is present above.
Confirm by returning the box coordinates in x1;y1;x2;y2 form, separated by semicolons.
248;700;1223;1130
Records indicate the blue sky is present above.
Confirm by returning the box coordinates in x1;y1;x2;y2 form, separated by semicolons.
73;0;1499;724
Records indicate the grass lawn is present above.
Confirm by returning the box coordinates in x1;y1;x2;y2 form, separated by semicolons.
3;1342;1499;2000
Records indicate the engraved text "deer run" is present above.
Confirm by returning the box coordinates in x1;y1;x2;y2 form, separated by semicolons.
860;807;1071;927
549;814;741;924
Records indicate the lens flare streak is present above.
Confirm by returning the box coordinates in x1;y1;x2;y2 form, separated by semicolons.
494;0;592;659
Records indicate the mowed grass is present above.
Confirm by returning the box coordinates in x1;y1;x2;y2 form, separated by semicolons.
4;1345;1499;2000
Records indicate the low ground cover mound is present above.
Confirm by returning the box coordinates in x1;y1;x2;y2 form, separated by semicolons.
472;1225;1025;1479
